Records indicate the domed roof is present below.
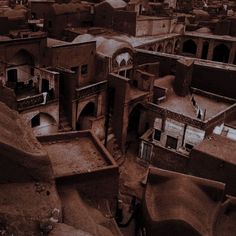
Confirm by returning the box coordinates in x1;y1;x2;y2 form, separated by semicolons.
73;34;133;57
196;27;211;33
73;34;95;44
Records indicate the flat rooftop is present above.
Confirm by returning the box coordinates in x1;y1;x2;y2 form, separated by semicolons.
154;76;231;120
185;31;236;42
129;86;149;100
39;131;116;177
193;134;236;165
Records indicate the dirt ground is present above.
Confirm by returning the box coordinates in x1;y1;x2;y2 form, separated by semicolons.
118;142;149;236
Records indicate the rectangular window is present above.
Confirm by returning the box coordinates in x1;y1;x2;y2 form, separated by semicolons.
81;64;88;75
185;143;193;152
166;136;178;150
154;129;161;141
31;114;40;128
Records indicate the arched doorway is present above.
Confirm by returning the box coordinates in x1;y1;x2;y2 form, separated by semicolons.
201;41;209;59
182;39;197;56
76;102;96;130
126;104;146;144
174;40;181;54
148;46;154;51
165;42;173;53
233;54;236;65
212;44;229;63
31;113;57;136
157;44;163;52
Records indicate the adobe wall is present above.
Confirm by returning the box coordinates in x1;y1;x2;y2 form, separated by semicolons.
190;149;236;196
150;144;190;174
113;11;137;36
94;4;113;28
47;42;96;87
136;50;236;99
56;166;119;199
136;18;177;37
0;36;47;76
192;64;236;99
108;73;130;152
20;100;59;128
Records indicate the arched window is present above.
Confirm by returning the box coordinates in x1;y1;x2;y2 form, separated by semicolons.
157;44;163;52
182;39;197;55
165;42;173;54
212;43;229;63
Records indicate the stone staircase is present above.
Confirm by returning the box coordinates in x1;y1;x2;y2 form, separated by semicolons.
106;133;125;166
59;108;72;132
106;115;125;166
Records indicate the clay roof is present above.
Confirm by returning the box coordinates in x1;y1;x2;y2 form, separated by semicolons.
96;36;133;57
144;167;225;235
193;134;236;165
196;27;212;34
72;33;95;43
97;0;127;9
73;34;133;57
47;38;67;47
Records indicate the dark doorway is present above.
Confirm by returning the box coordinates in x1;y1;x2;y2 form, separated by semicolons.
76;102;95;130
7;69;18;83
182;39;197;56
31;114;40;128
41;79;49;93
157;44;163;52
212;44;229;63
233;54;236;65
166;135;178;149
127;104;145;143
201;41;209;59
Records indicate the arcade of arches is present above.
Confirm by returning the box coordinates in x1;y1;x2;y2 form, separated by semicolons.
181;38;235;64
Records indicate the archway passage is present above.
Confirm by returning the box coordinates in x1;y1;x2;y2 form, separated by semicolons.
76;102;96;130
174;40;181;54
31;113;57;136
126;104;146;144
182;39;197;56
157;44;163;52
212;44;229;63
201;41;209;59
234;54;236;65
165;42;173;54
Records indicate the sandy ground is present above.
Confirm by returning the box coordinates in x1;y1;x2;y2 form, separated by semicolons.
118;143;148;236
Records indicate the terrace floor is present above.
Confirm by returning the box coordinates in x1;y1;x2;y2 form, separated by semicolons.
42;137;109;177
154;76;230;120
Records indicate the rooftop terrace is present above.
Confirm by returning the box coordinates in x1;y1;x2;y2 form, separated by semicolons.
154;75;232;120
38;131;116;178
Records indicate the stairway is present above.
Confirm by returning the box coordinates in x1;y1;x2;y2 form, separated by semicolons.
106;115;125;166
59;108;72;132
